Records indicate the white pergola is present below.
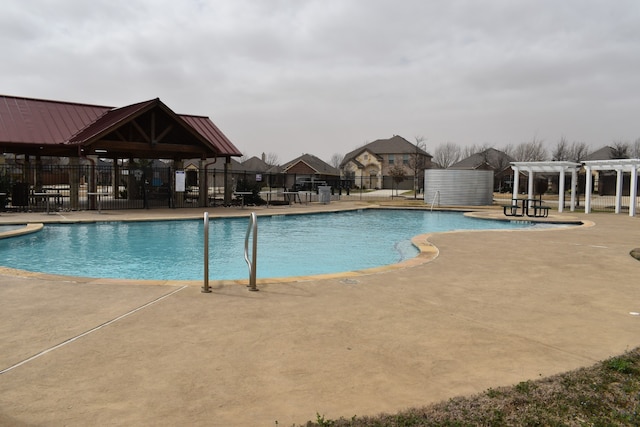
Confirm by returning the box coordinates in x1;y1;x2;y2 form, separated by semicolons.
583;159;640;217
510;161;582;213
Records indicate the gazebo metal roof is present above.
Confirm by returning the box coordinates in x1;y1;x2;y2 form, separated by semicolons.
0;95;242;159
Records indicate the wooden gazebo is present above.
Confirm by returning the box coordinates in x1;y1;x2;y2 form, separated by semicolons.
0;95;243;208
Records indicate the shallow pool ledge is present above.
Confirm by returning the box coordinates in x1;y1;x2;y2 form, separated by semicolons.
0;223;43;240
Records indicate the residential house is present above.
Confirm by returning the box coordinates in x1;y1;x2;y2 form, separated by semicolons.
280;153;340;191
340;135;432;190
449;148;514;192
241;155;271;172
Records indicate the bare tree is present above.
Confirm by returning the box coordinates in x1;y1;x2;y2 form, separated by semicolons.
501;143;514;160
432;142;462;168
552;137;590;163
511;136;547;162
567;141;590;163
329;153;344;169
552;136;570;161
262;152;280;166
409;136;428;199
611;140;630;159
632;138;640;158
462;143;491;158
388;164;407;197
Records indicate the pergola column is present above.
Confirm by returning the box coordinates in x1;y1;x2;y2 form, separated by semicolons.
527;169;534;200
558;169;566;213
584;166;593;214
511;166;520;202
615;168;623;214
570;168;577;212
630;165;638;217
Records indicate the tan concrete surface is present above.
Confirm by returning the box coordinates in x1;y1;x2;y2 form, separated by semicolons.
1;203;639;426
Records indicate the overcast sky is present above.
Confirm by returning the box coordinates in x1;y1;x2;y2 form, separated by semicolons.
2;0;639;163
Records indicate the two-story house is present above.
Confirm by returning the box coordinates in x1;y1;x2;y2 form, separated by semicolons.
340;135;432;190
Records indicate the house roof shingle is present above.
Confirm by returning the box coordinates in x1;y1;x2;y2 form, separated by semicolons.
241;156;271;172
450;148;513;171
584;146;615;161
341;135;431;167
282;153;339;176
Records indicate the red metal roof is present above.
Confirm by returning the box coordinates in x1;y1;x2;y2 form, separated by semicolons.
68;99;157;144
0;95;241;157
0;95;110;146
181;114;242;157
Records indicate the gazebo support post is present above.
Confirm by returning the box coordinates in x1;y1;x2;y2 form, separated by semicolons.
199;158;206;207
69;157;80;210
224;156;232;206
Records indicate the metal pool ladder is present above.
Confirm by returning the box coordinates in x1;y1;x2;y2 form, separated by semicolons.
202;211;259;293
244;212;258;291
430;190;440;211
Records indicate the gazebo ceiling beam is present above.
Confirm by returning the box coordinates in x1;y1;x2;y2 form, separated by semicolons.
86;140;215;156
131;120;150;143
155;124;173;144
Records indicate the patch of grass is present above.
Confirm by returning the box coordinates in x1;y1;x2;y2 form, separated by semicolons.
297;347;640;426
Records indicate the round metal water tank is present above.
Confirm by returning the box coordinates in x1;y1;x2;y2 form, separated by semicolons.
424;169;493;206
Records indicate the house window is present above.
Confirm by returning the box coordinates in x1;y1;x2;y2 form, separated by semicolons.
388;154;395;165
363;154;369;161
403;154;409;165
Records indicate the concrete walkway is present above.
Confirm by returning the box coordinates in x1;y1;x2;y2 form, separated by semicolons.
0;203;639;426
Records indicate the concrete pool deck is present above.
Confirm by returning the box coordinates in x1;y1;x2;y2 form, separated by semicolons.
1;202;639;426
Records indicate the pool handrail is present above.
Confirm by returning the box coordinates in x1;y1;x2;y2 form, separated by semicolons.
244;212;258;291
202;212;212;293
430;190;440;211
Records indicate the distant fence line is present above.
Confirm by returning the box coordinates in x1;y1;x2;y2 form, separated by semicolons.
0;163;626;212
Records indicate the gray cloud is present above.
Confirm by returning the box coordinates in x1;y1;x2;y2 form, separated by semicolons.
2;0;639;161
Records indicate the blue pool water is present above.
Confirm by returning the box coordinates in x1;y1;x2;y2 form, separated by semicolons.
0;225;24;233
0;209;545;281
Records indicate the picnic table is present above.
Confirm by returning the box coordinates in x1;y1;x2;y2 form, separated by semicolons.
503;198;550;218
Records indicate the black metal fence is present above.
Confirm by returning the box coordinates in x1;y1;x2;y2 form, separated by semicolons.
1;161;631;212
0;162;423;212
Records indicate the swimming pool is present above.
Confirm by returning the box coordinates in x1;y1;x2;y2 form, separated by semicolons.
0;209;545;281
0;225;24;233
